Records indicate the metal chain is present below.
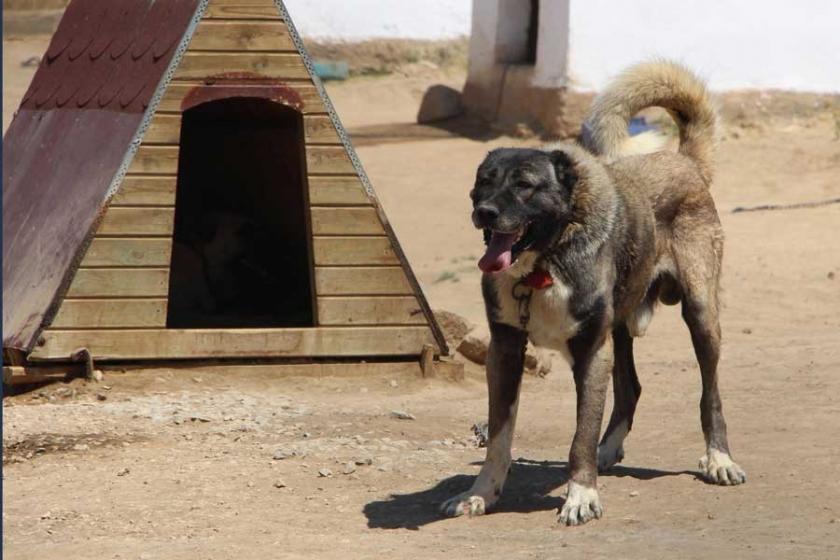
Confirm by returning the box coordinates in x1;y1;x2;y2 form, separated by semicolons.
511;278;533;331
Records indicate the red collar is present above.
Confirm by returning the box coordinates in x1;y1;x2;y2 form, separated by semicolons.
524;266;554;289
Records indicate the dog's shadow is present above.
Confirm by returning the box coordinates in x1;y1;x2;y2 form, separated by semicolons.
363;458;695;530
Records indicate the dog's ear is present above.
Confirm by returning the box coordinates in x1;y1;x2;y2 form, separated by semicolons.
548;150;578;190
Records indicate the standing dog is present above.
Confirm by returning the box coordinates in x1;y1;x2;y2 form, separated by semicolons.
442;60;746;526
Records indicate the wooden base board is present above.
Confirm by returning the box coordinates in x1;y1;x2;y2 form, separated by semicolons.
4;359;465;385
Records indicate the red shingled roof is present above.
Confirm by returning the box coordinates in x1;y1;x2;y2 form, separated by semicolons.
3;0;202;352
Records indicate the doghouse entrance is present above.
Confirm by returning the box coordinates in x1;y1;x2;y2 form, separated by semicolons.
167;97;315;329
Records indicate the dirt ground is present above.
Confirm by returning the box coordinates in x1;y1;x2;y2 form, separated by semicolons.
4;30;840;560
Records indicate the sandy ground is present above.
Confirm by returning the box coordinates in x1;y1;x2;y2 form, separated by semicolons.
4;32;840;560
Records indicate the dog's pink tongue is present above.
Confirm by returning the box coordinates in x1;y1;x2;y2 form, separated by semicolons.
478;232;518;273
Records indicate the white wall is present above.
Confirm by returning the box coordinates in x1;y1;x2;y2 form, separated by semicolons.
567;0;840;92
283;0;471;41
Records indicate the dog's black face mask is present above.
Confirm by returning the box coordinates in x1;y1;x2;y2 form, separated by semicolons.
470;148;577;273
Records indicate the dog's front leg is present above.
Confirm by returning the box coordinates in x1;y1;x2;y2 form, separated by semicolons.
559;336;611;526
441;322;527;517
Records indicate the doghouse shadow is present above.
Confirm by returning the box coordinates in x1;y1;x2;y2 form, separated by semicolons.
363;458;696;530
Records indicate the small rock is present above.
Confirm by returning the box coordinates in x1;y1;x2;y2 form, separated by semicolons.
388;379;399;388
342;463;357;475
72;444;89;451
417;84;463;123
90;370;104;382
828;271;835;280
433;309;475;350
40;511;51;520
273;480;286;489
192;377;203;383
22;56;41;68
742;327;753;334
472;422;489;448
354;457;373;466
707;513;716;520
116;468;130;477
302;432;311;439
247;482;254;488
318;468;333;478
96;393;107;401
390;410;416;421
273;450;294;460
190;416;211;423
458;334;489;365
629;490;640;498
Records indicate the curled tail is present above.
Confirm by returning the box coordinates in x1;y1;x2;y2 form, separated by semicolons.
582;60;717;184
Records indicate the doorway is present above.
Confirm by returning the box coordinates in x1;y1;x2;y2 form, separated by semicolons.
166;97;315;329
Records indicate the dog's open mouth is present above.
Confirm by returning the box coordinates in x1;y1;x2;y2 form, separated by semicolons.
478;224;536;273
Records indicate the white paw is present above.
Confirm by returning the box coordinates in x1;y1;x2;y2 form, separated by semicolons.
558;481;603;526
440;493;490;517
699;449;747;486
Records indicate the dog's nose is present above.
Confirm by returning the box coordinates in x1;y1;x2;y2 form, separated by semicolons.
474;204;499;226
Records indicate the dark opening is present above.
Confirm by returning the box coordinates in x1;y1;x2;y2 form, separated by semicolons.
167;97;315;329
525;0;539;65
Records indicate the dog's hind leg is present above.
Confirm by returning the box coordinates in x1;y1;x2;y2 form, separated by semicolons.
675;221;746;486
441;323;527;517
597;324;641;472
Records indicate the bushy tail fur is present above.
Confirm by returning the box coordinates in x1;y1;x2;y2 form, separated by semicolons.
582;60;717;184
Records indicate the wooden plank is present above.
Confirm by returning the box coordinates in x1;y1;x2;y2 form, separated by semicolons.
204;0;283;19
81;239;172;267
306;146;355;174
127;146;179;175
175;53;308;80
160;82;326;113
310;207;384;235
308;176;371;205
98;208;175;236
3;365;85;385
314;266;412;295
304;115;341;144
312;237;398;266
317;296;425;326
144;114;182;144
51;299;168;329
190;20;294;51
30;327;438;360
67;269;170;298
113;176;177;206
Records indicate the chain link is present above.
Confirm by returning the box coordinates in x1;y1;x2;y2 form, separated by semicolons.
511;278;533;331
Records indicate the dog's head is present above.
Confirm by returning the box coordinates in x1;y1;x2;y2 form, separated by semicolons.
471;148;578;273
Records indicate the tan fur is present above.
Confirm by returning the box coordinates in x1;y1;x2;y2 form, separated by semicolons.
582;60;718;184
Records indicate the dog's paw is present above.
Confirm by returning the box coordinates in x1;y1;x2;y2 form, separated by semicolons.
440;493;489;517
699;449;747;486
558;482;603;526
597;422;628;472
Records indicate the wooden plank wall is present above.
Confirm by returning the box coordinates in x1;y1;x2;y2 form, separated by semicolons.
38;0;434;359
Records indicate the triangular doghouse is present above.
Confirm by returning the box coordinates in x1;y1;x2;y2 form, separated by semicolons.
3;0;448;373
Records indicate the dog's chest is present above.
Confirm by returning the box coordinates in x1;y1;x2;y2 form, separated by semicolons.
493;269;580;364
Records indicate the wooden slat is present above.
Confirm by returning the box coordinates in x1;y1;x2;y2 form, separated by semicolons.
175;53;308;80
81;239;172;267
204;0;283;19
306;146;355;174
30;327;438;360
67;269;169;298
51;299;167;329
127;146;179;175
308;176;371;205
144;114;182;144
318;296;425;325
98;208;175;236
191;20;294;51
315;267;412;295
310;207;384;235
304;115;341;144
160;82;326;113
113;176;177;206
312;237;398;266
